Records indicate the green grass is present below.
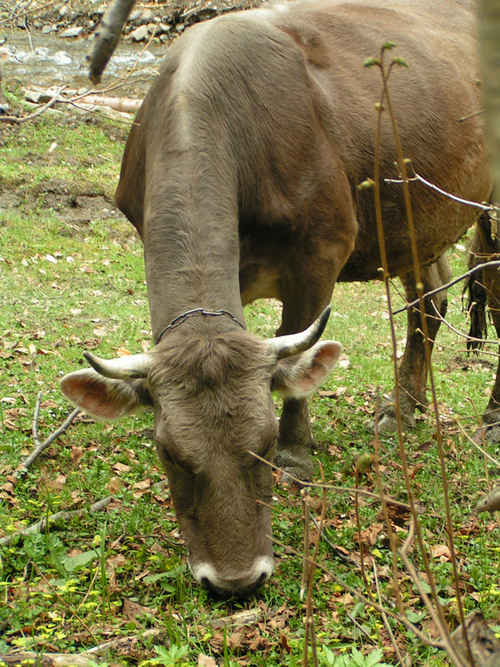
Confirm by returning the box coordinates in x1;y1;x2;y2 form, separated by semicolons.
0;101;498;665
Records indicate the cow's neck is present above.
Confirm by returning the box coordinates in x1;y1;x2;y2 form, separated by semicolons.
143;160;243;342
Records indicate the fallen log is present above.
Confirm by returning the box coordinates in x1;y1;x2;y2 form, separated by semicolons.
24;89;142;114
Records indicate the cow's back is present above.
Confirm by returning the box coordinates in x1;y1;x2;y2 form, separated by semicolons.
117;0;488;281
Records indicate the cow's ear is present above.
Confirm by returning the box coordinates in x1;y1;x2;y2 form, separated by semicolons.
271;341;342;398
61;369;152;420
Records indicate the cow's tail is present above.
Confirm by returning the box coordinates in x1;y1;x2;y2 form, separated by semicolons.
464;210;495;352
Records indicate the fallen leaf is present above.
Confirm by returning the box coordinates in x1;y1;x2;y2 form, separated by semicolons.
122;598;156;620
198;655;217;667
431;544;451;561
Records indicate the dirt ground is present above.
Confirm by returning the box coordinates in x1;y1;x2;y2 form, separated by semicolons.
0;0;268;224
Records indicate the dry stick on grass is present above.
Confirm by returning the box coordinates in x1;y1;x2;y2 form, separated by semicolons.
0;496;113;547
17;391;81;475
0;629;165;667
0;85;67;124
376;45;472;665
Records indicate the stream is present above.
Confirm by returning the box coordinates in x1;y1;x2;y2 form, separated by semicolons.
2;30;166;97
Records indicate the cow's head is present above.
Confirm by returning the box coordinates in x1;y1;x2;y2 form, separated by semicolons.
61;308;341;596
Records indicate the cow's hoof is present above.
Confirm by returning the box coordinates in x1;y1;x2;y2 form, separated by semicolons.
275;450;314;482
376;409;415;434
475;422;500;444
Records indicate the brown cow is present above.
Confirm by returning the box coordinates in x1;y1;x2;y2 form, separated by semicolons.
61;0;491;595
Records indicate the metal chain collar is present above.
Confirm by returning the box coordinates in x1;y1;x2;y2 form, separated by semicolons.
155;308;245;345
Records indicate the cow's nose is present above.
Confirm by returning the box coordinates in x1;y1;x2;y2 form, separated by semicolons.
193;557;274;597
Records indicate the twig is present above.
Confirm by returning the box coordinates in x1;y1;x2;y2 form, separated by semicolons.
373;561;405;664
0;630;165;666
392;261;500;315
84;628;164;655
0;86;66;124
346;610;377;644
455;417;500;466
369;46;471;665
300;493;310;603
249;451;412;510
0;496;113;547
430;299;500;348
354;469;369;591
18;394;80;474
385;166;499;219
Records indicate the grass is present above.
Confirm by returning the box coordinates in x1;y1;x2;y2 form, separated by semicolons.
0;96;499;666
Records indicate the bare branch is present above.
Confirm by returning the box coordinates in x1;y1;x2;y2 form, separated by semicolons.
270;535;445;650
385;166;499;219
393;260;500;315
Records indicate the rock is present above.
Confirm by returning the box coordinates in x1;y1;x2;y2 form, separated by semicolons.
129;25;149;42
130;8;153;25
61;27;84;38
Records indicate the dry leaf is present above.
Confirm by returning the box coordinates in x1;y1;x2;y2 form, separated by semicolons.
431;544;452;561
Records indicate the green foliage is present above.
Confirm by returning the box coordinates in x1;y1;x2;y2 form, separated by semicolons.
140;644;190;666
319;647;391;666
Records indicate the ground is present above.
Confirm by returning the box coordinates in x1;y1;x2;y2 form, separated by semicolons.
0;0;265;41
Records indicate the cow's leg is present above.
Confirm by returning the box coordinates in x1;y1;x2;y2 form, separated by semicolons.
467;214;500;440
377;255;451;432
481;281;500;440
274;253;351;480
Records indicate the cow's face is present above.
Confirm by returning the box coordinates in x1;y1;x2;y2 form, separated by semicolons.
60;309;341;596
150;332;278;595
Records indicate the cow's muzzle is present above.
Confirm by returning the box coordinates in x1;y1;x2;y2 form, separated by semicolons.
191;556;274;597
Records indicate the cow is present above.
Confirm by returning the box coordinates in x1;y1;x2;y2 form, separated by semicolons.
61;0;492;596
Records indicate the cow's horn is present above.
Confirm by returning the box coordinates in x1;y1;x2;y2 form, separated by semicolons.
267;307;331;360
83;351;152;379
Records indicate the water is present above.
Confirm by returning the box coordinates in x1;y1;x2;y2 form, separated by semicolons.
1;31;165;96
